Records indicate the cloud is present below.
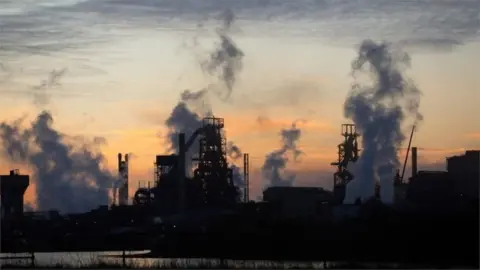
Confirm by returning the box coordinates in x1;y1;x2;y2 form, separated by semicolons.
0;66;106;107
1;0;477;60
395;38;465;53
0;12;96;57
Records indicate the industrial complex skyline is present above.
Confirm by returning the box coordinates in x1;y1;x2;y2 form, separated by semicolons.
0;0;478;209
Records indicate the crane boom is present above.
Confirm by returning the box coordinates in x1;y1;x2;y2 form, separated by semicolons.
400;125;416;182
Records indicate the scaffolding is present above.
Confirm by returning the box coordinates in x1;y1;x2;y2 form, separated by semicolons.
194;117;237;206
330;124;360;204
244;153;250;202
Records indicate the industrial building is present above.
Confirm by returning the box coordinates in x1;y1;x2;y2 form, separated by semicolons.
0;169;29;220
0;119;478;269
406;171;454;205
406;150;480;206
0;115;477;269
124;117;249;215
262;186;332;219
326;121;479;207
2;119;477;221
447;150;479;201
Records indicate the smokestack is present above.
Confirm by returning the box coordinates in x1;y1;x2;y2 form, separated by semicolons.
411;147;418;178
124;154;129;204
117;153;122;171
178;133;186;213
117;153;129;206
243;153;249;202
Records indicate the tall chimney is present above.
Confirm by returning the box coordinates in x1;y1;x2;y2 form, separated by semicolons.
178;133;186;213
243;153;249;203
117;153;129;205
124;153;129;204
411;147;418;178
117;153;122;171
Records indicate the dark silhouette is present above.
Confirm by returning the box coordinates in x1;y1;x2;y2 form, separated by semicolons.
1;120;478;268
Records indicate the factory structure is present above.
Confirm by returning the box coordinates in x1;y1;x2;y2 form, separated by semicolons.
262;124;478;218
406;149;479;206
0;119;478;236
0;119;479;220
111;117;247;215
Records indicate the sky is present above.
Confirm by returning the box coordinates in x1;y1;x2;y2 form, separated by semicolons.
0;0;479;209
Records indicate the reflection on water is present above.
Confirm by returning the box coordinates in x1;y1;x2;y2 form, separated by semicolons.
2;251;152;268
0;251;330;268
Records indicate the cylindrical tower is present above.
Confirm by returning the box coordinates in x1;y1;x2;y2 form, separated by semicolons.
118;153;129;205
411;147;418;178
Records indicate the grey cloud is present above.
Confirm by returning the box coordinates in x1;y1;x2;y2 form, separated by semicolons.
63;0;479;50
0;2;114;60
1;0;477;60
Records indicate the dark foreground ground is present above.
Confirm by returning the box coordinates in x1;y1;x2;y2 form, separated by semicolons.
151;210;479;268
0;260;465;269
2;202;478;269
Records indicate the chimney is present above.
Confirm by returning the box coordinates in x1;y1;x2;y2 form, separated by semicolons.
117;153;129;205
117;153;122;171
411;147;418;178
243;153;249;203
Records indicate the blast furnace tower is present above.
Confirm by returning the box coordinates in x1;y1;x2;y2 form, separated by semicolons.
132;116;241;213
193;117;238;206
330;124;359;204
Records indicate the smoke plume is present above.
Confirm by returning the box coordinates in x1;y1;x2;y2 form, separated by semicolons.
165;89;211;171
32;68;67;107
201;9;244;101
0;111;116;213
262;121;303;187
226;141;244;189
227;141;242;160
343;40;422;204
165;9;244;171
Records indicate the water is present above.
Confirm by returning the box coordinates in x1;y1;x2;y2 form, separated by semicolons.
0;251;332;268
2;251;153;268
